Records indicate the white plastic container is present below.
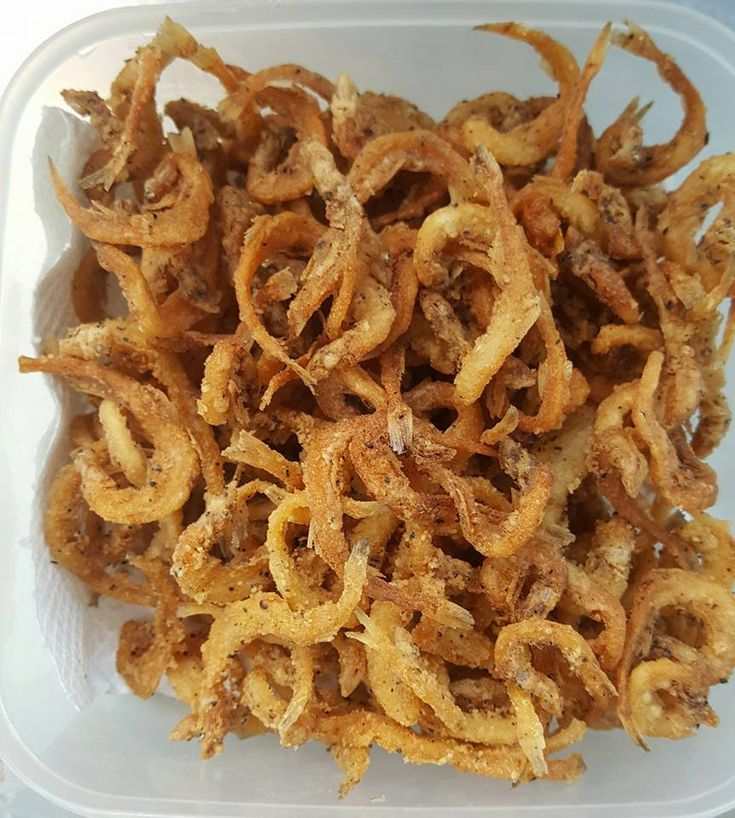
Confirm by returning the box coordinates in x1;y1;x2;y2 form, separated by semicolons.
2;1;735;816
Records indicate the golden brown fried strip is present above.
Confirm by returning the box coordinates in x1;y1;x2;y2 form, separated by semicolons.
596;23;707;186
45;464;155;606
51;152;214;247
553;24;611;181
465;23;581;166
331;74;435;160
21;355;198;524
347;130;480;204
495;619;616;716
617;569;735;747
452;149;542;405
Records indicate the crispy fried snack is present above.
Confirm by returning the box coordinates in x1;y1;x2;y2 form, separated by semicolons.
22;15;735;796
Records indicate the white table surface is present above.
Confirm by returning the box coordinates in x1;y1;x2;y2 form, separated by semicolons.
0;0;734;816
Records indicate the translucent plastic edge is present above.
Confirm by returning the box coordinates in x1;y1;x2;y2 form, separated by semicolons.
1;1;735;816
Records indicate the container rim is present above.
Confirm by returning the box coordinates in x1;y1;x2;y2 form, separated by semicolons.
2;1;735;816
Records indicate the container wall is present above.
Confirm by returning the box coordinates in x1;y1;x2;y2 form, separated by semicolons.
1;2;734;816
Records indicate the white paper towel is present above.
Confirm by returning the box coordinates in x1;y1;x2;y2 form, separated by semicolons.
28;106;157;710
